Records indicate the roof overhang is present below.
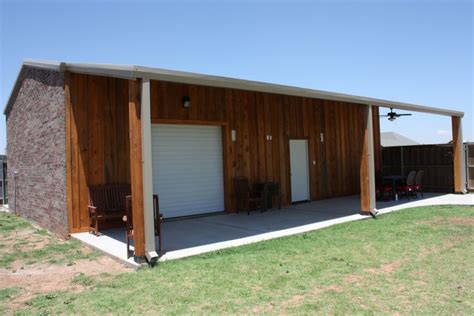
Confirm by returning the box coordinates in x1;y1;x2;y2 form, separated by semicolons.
3;58;465;117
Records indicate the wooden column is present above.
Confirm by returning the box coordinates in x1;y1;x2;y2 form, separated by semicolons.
452;116;465;193
128;79;146;261
360;105;376;214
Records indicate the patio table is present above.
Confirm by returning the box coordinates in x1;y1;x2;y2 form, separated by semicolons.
383;175;406;200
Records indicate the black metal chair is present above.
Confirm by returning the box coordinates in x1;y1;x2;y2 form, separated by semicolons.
396;171;417;200
415;170;425;198
124;194;163;258
233;177;265;215
265;182;282;210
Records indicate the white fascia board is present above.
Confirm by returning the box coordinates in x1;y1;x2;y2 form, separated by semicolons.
3;59;465;118
23;58;65;72
64;62;137;80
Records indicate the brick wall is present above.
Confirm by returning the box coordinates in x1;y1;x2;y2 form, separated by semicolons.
6;67;68;237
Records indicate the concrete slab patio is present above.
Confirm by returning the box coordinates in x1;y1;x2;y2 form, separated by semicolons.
72;193;473;267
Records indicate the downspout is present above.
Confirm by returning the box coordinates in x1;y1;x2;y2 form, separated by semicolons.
13;170;18;214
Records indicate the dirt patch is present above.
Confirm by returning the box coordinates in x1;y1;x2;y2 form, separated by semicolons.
365;259;404;275
1;255;130;312
418;216;474;227
447;217;474;226
1;228;51;254
344;273;364;283
0;214;132;313
252;284;343;313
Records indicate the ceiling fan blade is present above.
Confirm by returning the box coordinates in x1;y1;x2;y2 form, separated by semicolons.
397;114;412;116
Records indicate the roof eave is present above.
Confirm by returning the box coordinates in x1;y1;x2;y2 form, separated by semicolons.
3;59;465;118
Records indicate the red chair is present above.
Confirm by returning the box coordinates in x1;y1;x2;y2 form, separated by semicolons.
396;171;417;200
415;170;425;198
375;171;392;200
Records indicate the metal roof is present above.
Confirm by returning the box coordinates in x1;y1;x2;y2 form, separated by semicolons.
4;58;465;117
381;132;420;147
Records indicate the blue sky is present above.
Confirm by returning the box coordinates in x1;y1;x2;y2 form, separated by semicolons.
0;0;472;154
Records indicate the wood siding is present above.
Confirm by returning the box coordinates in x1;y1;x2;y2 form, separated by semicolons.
150;80;376;210
66;73;130;232
67;74;381;232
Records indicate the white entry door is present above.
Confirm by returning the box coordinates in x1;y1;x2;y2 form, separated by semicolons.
289;139;310;203
151;124;225;218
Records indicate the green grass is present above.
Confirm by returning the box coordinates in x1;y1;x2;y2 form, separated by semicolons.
0;213;30;232
0;212;99;269
0;288;21;314
71;273;95;287
3;205;474;314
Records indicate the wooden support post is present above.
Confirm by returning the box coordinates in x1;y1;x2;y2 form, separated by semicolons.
128;79;146;262
452;116;465;193
360;105;376;214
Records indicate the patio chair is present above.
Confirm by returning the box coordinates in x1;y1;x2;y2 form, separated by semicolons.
233;177;265;215
415;170;425;198
396;171;417;200
375;171;392;201
88;184;130;236
124;194;163;258
267;182;282;210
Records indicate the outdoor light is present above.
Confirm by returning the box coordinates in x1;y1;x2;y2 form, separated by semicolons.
182;96;191;108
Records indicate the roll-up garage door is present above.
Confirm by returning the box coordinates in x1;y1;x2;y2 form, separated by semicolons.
151;124;224;218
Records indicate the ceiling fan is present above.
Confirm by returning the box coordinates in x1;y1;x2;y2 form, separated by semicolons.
380;107;412;121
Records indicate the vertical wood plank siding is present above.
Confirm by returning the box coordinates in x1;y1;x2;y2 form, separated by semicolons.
66;73;130;232
150;80;379;211
67;74;381;232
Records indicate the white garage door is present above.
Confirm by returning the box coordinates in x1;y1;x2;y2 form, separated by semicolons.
151;124;224;218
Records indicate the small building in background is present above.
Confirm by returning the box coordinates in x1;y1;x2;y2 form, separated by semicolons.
381;132;420;147
0;155;6;205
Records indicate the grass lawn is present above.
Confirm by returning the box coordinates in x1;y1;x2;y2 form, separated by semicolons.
1;204;473;315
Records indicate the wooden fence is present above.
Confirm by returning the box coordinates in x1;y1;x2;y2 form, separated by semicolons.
382;144;454;193
466;143;474;191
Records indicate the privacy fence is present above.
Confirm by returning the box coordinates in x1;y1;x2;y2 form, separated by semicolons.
466;143;474;191
382;144;454;193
